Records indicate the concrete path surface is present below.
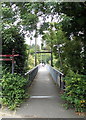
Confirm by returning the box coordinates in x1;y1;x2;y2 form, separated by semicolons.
0;66;85;118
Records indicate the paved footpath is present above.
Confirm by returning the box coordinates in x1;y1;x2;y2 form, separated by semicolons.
0;66;85;118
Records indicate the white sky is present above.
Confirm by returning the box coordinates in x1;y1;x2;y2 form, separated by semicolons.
25;13;60;46
25;35;42;46
25;16;43;46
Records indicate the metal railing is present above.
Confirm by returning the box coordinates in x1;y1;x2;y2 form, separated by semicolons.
25;65;39;87
46;64;65;90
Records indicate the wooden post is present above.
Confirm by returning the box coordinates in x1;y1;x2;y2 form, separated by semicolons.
12;49;14;74
0;52;19;74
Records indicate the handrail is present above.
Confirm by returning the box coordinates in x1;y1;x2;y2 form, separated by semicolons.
52;67;64;76
25;65;39;76
25;65;39;87
46;64;65;90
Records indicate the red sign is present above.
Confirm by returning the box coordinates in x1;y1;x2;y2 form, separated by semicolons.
0;58;12;61
0;54;19;61
0;49;19;74
0;54;19;57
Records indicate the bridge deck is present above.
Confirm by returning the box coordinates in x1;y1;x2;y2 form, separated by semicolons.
16;66;81;118
0;66;83;118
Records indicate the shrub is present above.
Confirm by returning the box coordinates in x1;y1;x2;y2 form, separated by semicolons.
1;73;29;110
61;70;86;112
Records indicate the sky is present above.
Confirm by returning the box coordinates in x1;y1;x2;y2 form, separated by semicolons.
25;16;43;46
25;35;42;46
25;14;59;46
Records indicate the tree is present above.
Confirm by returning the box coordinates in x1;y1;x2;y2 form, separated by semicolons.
56;2;86;74
2;2;86;75
42;2;86;74
2;3;28;74
2;26;27;74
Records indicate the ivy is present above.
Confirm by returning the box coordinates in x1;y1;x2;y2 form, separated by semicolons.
1;73;29;110
61;71;86;112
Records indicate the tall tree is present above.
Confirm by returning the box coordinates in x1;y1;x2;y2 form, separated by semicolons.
56;2;86;74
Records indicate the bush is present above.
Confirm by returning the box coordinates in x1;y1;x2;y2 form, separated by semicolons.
1;73;29;110
61;70;86;112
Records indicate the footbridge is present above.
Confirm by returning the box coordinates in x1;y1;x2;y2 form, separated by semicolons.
0;64;84;118
14;64;83;118
25;64;65;91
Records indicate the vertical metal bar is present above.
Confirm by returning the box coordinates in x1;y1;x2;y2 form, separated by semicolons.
35;37;37;66
12;49;14;74
60;74;61;88
41;53;42;63
58;47;62;70
51;51;53;66
63;76;65;90
45;54;46;64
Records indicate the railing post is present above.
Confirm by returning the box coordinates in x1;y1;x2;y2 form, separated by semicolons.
60;74;61;88
51;51;53;67
63;75;65;90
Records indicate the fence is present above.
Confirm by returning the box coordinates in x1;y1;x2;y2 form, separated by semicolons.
46;64;65;90
25;65;39;87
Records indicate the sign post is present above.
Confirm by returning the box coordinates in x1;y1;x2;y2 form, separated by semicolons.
12;49;14;74
0;49;19;74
